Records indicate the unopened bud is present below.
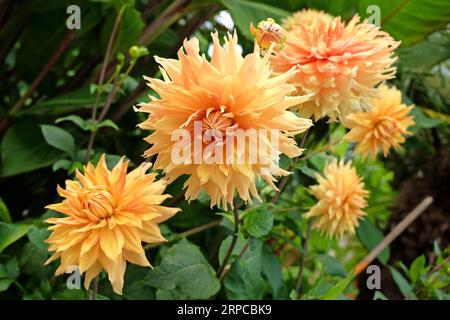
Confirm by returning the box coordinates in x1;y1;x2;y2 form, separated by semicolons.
250;18;286;50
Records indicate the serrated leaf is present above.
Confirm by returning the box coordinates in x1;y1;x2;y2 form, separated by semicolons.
146;240;220;299
243;207;273;238
224;259;265;300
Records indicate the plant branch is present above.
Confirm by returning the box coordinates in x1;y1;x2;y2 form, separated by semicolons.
111;5;218;121
353;196;433;276
91;5;126;121
0;30;74;134
84;6;125;163
217;199;240;280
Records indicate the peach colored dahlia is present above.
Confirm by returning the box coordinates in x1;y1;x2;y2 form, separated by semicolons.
45;155;179;294
344;84;415;159
271;15;400;121
138;32;312;208
305;160;368;238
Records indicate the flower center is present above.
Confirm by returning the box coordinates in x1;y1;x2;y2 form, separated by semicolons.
81;186;115;219
201;108;237;143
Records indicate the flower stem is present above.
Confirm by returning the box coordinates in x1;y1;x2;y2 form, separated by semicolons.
84;5;125;164
271;128;310;203
295;221;312;298
92;277;98;300
217;199;240;280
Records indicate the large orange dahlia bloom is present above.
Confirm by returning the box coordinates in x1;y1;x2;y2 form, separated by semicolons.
271;14;399;121
344;84;415;159
45;155;179;294
138;32;312;208
305;160;368;238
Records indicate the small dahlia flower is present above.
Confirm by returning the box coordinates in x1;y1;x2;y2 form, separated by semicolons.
250;18;286;49
138;32;312;208
45;155;179;294
344;84;415;159
305;160;368;238
282;9;333;31
271;15;400;121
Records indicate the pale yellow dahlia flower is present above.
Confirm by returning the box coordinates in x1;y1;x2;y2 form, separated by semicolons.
271;15;400;121
138;32;312;208
305;160;368;238
282;8;333;31
250;18;286;49
344;84;415;159
45;155;179;294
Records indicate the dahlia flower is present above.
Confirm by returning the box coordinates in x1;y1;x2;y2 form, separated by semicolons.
271;14;400;121
250;18;286;49
45;155;179;294
344;84;414;159
305;160;368;238
138;32;312;208
282;9;333;31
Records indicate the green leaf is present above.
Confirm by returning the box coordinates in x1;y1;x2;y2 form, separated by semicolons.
358;0;450;47
40;125;76;158
261;245;283;298
397;31;450;72
224;259;265;299
97;119;119;131
409;255;426;282
321;272;354;300
55;115;90;131
308;152;328;172
0;222;31;254
52;159;72;172
20;87;108;116
297;164;318;179
20;227;50;277
0;257;19;293
356;218;390;264
243;207;273;238
409;107;444;134
1;120;62;177
218;237;263;272
389;267;414;298
222;0;290;40
0;197;12;223
101;6;144;55
146;240;220;299
320;254;347;278
373;290;388;300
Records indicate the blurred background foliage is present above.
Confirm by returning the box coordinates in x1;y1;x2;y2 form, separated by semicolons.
0;0;449;300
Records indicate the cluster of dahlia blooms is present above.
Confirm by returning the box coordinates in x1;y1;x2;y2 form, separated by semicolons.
271;11;400;121
45;8;412;293
45;155;179;294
